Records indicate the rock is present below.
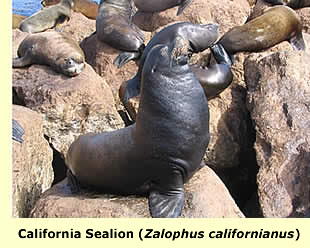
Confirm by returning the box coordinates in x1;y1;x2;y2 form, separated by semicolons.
30;166;244;218
57;12;96;43
12;29;28;58
245;50;310;217
12;105;53;217
80;32;151;109
12;63;124;157
296;8;310;34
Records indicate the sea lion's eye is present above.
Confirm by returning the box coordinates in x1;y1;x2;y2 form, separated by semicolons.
66;59;73;66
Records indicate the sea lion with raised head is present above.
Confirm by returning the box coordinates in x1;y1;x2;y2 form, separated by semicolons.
66;36;210;218
13;31;85;77
19;0;74;33
133;0;193;16
118;21;219;120
218;5;306;57
41;0;99;19
96;0;145;67
120;42;233;121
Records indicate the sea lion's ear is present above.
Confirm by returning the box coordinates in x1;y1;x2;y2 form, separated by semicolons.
289;32;306;51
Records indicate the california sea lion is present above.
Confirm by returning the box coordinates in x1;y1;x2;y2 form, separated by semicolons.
218;5;306;57
119;21;219;120
12;119;25;143
13;14;27;29
41;0;99;20
13;31;85;77
133;0;193;16
66;36;210;218
96;0;145;67
19;0;74;33
120;43;233;121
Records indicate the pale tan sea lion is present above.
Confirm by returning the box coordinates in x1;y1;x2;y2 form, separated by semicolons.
41;0;99;19
19;0;74;33
13;31;85;77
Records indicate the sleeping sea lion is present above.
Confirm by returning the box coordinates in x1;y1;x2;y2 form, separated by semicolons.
19;0;74;33
218;5;306;57
66;36;210;218
41;0;99;19
13;31;85;77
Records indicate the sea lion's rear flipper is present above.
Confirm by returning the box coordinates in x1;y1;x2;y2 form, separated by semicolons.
148;169;185;218
176;0;192;16
114;51;141;68
12;49;33;68
12;119;25;143
289;32;306;51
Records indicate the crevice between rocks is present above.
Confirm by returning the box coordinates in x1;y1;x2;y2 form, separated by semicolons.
43;135;67;186
209;110;261;217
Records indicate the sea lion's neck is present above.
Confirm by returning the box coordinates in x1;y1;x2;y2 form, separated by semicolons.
103;0;132;17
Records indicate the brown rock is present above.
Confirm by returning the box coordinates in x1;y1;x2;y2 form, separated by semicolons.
57;12;96;43
30;166;244;218
80;32;151;109
296;8;310;34
12;63;124;157
133;0;250;34
12;105;53;217
245;51;310;217
12;29;28;58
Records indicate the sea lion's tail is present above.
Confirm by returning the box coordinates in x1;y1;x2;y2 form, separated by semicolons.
12;50;33;68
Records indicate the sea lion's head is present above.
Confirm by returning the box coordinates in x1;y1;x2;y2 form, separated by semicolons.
187;23;219;53
142;36;191;83
57;57;85;77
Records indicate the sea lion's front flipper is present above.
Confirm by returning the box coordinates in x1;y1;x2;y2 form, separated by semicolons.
119;76;141;121
114;51;141;68
211;43;233;67
176;0;193;16
149;189;184;218
289;32;306;51
12;119;25;143
12;49;33;68
148;169;185;218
